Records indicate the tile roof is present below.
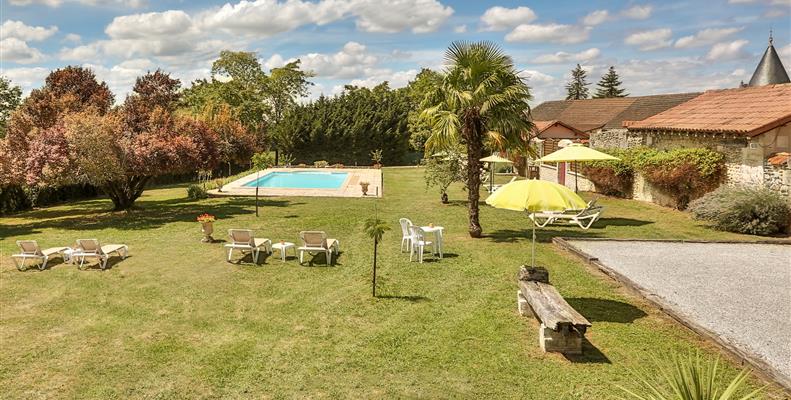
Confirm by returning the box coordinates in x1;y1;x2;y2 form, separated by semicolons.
530;93;700;132
627;84;791;136
532;120;587;137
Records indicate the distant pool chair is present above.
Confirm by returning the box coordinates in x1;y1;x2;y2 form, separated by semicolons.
298;231;339;265
225;229;272;263
12;240;71;271
72;239;129;270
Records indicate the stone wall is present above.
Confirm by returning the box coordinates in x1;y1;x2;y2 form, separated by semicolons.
764;162;791;196
589;128;646;149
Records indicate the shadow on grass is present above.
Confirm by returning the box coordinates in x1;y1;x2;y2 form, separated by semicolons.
565;298;647;324
486;228;606;243
598;218;653;227
376;294;431;302
301;251;342;267
2;197;294;238
563;339;611;364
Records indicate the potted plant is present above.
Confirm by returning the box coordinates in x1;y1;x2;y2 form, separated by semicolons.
197;213;216;243
370;149;383;169
360;181;370;196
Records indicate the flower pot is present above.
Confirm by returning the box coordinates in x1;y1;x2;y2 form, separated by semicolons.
360;183;369;196
200;221;214;243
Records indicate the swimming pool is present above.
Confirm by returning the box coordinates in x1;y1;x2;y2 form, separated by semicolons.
243;171;349;189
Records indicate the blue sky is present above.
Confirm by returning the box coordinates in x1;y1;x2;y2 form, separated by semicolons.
1;0;789;105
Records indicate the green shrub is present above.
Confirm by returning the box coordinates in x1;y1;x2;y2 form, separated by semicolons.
580;148;634;198
619;351;763;400
187;184;209;200
688;186;791;235
631;147;725;208
314;160;329;168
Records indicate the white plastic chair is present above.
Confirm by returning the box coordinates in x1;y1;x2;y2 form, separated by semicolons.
72;239;128;270
399;218;413;252
225;229;272;263
409;226;434;263
12;240;70;271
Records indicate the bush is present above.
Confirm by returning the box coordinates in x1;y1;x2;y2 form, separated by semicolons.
580;149;634;198
632;147;725;208
314;160;328;168
187;184;208;200
689;186;791;235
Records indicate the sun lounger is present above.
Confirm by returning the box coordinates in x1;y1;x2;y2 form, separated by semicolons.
529;200;603;230
12;240;70;271
298;231;339;265
72;239;129;270
225;229;272;263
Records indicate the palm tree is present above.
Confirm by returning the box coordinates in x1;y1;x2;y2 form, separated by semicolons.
421;41;534;237
364;217;390;297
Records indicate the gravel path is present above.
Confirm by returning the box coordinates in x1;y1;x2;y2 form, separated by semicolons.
566;240;791;386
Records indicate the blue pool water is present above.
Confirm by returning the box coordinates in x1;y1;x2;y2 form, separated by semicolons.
243;171;349;189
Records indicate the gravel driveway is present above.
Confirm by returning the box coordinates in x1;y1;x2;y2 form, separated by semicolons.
565;240;791;388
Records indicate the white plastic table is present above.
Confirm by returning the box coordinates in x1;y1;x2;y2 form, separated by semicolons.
271;241;296;262
420;226;444;258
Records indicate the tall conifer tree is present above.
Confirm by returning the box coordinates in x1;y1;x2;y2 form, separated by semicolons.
594;66;628;98
565;64;590;100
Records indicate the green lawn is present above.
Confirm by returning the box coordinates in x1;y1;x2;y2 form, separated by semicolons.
0;168;783;398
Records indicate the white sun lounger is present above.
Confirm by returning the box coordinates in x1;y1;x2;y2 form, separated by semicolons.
225;229;272;263
72;239;129;270
486;176;517;193
298;231;339;265
12;240;70;271
529;200;604;230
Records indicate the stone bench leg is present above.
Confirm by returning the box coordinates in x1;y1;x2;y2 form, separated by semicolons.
517;290;529;316
540;323;583;355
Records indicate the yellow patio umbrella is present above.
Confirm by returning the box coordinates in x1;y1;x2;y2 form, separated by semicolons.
486;179;586;268
538;143;619;192
480;154;514;192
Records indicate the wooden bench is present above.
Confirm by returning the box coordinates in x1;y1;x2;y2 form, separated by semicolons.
517;266;591;355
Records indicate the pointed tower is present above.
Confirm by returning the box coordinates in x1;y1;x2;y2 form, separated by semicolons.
748;31;790;86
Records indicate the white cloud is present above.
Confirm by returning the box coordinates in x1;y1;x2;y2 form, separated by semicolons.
0;20;58;41
625;28;673;51
505;24;590;44
63;33;82;43
0;37;46;64
9;0;146;7
706;39;751;60
582;10;609;26
58;43;101;60
615;57;744;94
0;66;49;94
106;10;196;39
352;0;453;33
454;24;467;33
519;69;555;85
198;0;452;36
348;68;418;89
299;42;378;79
480;6;537;31
779;44;791;60
621;4;653;19
674;27;743;48
533;48;601;64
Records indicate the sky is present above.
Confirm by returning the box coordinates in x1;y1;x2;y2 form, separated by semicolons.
1;0;790;105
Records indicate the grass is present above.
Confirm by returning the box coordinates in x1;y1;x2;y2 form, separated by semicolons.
0;168;783;398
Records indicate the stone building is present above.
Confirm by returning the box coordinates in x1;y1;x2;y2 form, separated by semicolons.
626;83;791;195
529;93;699;189
625;37;791;196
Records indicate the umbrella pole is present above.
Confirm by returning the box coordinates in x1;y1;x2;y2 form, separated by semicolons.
490;164;494;192
574;161;578;193
531;220;536;268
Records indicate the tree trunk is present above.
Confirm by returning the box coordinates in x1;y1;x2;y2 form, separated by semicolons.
372;239;378;297
463;110;484;238
441;192;449;204
255;171;260;217
104;176;151;211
